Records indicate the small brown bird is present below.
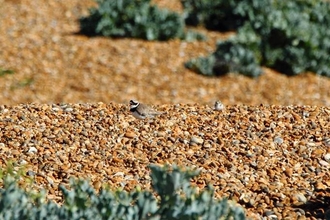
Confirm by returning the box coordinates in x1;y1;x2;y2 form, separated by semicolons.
129;100;163;119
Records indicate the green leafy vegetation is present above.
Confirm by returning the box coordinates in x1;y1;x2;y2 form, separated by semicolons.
0;68;14;77
182;0;330;77
181;0;248;31
186;24;262;77
10;77;34;90
0;164;246;220
80;0;205;41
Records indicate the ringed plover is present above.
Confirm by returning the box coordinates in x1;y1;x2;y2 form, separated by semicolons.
129;100;163;119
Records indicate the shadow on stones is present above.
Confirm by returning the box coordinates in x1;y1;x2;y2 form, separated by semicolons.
293;190;330;219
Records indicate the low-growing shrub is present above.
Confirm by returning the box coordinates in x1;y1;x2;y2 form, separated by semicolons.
0;164;246;220
186;24;263;77
182;0;330;77
79;0;205;41
180;0;250;31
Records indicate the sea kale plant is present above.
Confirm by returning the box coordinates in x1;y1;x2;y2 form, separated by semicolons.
0;164;246;220
182;0;330;77
80;0;205;41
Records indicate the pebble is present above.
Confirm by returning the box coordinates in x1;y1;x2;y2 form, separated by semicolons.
264;210;275;217
26;170;36;177
190;136;204;145
273;136;283;144
294;193;307;204
47;176;54;186
28;147;38;154
19;159;28;165
64;107;73;112
125;131;137;138
156;131;166;137
324;153;330;162
113;172;125;177
319;159;329;167
324;138;330;147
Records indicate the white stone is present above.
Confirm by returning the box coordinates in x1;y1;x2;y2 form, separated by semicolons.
28;147;38;154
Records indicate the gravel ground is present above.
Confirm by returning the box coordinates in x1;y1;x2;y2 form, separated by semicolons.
1;0;330;106
0;103;330;219
1;0;330;219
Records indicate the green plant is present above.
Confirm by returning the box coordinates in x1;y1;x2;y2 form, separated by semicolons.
0;68;14;77
182;0;330;77
10;77;34;90
180;0;249;31
149;165;246;219
79;0;205;41
0;162;48;220
186;24;263;77
0;164;246;220
258;0;330;76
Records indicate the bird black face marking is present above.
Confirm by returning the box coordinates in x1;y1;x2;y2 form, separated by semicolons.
129;100;140;110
